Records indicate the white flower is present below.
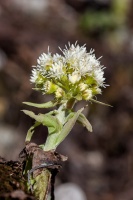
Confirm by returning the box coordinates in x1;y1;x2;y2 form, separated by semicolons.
30;68;38;83
50;60;64;79
63;43;86;62
88;53;100;69
93;68;105;87
37;52;53;75
30;42;107;101
62;43;86;71
53;53;64;63
68;71;81;84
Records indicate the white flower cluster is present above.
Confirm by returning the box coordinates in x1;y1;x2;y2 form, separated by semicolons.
30;42;106;102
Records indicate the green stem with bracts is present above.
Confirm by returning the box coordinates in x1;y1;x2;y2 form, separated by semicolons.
22;99;92;200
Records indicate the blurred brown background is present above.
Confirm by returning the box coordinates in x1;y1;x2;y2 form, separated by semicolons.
0;0;133;199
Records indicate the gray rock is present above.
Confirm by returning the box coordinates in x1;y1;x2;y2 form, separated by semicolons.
55;183;87;200
0;124;24;160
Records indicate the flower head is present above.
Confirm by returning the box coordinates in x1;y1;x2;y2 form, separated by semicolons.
31;42;106;103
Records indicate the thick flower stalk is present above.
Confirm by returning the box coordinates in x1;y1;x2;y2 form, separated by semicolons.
22;42;108;200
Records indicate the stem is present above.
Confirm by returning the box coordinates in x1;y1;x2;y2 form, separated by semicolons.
25;122;40;142
30;99;77;199
33;169;51;200
66;98;76;110
42;134;59;151
43;104;66;151
23;143;64;200
43;100;76;151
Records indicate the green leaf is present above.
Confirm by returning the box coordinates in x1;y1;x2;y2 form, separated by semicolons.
64;112;75;123
55;107;84;147
22;110;39;120
22;110;62;135
90;99;112;107
23;101;58;108
25;121;40;142
77;113;92;132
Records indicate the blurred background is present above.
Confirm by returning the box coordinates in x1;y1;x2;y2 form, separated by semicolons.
0;0;133;199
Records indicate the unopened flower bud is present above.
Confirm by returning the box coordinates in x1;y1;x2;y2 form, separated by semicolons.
83;89;93;100
78;83;88;92
93;87;102;94
55;88;65;99
43;81;57;94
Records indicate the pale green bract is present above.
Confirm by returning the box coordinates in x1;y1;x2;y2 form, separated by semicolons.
22;107;92;150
